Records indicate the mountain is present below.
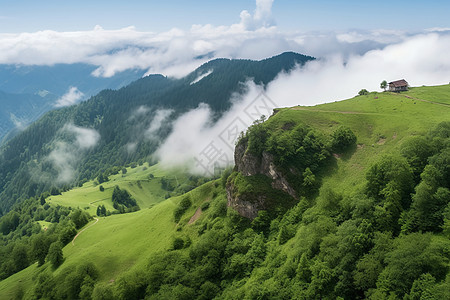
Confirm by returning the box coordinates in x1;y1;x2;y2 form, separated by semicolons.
0;64;146;143
0;52;314;212
0;84;448;299
0;64;145;96
0;90;56;143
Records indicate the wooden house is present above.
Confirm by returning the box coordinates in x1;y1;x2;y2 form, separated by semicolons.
389;79;408;92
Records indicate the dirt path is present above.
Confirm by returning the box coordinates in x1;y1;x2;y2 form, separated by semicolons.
89;199;108;206
188;207;202;224
72;217;99;246
391;93;450;107
292;107;383;115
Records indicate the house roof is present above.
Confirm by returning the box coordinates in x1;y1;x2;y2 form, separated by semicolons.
389;79;408;87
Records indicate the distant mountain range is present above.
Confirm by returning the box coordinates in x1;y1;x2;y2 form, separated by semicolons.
0;64;146;143
0;90;55;142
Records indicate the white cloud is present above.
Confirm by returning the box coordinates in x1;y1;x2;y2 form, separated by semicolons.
145;109;173;139
426;27;450;32
135;105;150;115
190;69;213;85
0;0;424;79
155;84;268;174
156;103;214;170
156;32;450;175
47;142;78;184
65;124;100;149
9;113;26;130
126;142;137;154
265;33;450;107
54;87;84;107
239;0;275;30
42;124;100;184
124;107;174;154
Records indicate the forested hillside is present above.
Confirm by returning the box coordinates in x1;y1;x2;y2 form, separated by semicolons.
0;52;313;212
0;85;448;299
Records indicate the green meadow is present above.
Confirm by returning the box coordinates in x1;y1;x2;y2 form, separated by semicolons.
275;85;450;195
47;163;189;214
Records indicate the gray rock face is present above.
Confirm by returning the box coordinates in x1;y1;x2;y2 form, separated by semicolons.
261;152;297;199
226;184;265;219
227;138;298;219
234;139;259;176
234;138;297;198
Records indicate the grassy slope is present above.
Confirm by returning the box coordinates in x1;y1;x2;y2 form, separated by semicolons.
0;264;40;299
406;84;450;105
0;200;179;299
0;173;216;299
273;86;450;196
52;180;216;283
48;163;185;214
0;84;448;298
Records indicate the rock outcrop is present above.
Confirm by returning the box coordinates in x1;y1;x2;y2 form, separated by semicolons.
227;138;298;219
226;185;266;219
234;139;297;199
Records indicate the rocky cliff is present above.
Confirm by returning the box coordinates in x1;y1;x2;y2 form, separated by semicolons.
226;138;298;219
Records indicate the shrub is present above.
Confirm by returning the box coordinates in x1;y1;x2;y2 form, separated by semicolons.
59;225;77;245
92;283;114;300
70;209;90;229
331;126;357;152
112;186;139;213
174;196;192;222
172;237;185;250
358;89;369;96
201;202;210;211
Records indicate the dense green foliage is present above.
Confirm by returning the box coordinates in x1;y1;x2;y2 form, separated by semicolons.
111;186;140;213
55;119;445;300
174;196;192;222
96;205;107;217
0;196;89;280
47;241;64;269
33;261;100;299
331;126;357;153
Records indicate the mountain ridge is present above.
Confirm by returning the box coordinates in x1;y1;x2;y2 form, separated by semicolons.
0;52;314;212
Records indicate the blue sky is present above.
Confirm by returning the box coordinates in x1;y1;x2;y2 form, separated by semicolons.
1;0;449;32
0;0;449;83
